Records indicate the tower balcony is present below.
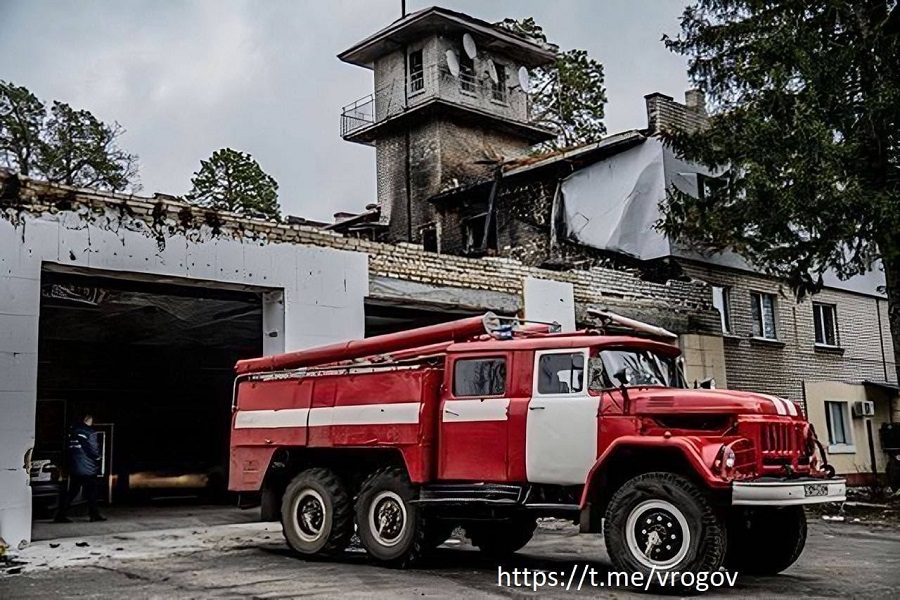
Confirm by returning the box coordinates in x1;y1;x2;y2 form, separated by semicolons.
340;64;553;145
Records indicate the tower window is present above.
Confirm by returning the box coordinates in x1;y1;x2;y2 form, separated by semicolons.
408;50;424;94
459;53;475;93
491;63;507;102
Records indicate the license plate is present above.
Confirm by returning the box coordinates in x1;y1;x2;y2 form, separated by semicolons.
805;483;828;497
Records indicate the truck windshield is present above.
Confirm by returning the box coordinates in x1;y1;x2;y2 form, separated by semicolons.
592;348;682;389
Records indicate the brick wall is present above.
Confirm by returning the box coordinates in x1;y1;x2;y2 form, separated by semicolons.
645;91;708;135
378;116;533;244
681;261;897;405
0;174;721;338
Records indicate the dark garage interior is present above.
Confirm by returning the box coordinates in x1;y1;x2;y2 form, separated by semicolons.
33;269;264;515
31;269;486;524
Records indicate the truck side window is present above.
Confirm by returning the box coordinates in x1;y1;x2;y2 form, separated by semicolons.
453;358;506;396
537;353;585;394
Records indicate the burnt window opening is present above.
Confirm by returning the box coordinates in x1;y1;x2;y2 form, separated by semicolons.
697;173;729;202
408;50;424;94
463;212;496;254
459;53;476;93
454;357;506;396
421;224;438;253
491;63;507;102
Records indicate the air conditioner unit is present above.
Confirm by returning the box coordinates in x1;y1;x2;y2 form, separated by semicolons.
852;401;875;418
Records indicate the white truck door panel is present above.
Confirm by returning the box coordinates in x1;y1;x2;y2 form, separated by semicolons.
526;349;599;485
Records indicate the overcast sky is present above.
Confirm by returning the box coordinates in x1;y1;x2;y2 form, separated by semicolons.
0;1;690;221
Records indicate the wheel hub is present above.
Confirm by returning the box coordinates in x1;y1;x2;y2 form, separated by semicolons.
625;499;691;569
368;491;407;547
294;489;326;542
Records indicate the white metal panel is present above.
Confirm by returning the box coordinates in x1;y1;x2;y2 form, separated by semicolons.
523;277;575;332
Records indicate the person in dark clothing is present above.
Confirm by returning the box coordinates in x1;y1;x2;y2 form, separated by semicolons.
54;413;106;523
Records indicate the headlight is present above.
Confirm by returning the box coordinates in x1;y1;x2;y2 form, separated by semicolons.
723;446;736;469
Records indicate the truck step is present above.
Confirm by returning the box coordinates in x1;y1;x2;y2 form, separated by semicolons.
417;483;525;504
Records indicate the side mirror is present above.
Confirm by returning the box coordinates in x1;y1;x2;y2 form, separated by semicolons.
572;354;585;369
614;367;629;387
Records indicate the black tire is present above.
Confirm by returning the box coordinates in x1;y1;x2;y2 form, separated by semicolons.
725;506;806;575
281;468;353;558
604;473;726;580
354;467;427;568
466;516;537;558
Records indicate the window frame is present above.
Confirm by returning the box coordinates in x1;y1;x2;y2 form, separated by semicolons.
711;286;732;333
532;349;589;397
490;63;507;103
408;49;425;95
749;291;778;340
812;302;839;347
824;400;855;454
451;356;508;398
458;52;476;94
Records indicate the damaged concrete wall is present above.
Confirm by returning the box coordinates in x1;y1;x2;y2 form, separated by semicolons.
0;178;368;549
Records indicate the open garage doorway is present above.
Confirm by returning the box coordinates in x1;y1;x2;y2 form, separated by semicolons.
32;268;266;532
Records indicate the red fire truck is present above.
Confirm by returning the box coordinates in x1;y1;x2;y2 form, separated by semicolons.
229;313;845;576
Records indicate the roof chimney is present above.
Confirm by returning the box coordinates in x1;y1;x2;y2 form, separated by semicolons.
684;89;707;116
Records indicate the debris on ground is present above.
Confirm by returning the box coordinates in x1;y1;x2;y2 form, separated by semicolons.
75;542;90;548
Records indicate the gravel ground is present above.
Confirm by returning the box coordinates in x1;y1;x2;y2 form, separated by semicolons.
2;515;898;599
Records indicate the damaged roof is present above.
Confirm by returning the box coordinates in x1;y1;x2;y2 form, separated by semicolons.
429;130;646;204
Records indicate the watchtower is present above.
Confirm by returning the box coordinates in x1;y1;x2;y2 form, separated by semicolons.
339;6;556;244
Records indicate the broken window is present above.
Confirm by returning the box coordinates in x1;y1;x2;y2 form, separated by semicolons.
408;50;424;94
711;286;731;333
491;63;507;102
459;53;476;93
813;302;838;346
750;292;777;339
463;213;496;253
421;224;438;253
454;357;506;396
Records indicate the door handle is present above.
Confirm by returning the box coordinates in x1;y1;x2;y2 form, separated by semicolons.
444;409;460;416
529;406;545;410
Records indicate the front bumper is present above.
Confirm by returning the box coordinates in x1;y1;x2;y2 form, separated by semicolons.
732;478;846;506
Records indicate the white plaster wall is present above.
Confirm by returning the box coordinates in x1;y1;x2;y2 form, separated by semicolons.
0;210;368;549
523;277;576;332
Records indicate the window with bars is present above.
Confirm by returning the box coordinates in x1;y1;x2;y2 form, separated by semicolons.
408;50;424;94
813;302;838;346
750;292;777;339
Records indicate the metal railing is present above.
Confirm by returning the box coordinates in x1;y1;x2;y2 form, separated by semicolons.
341;63;527;139
340;94;375;137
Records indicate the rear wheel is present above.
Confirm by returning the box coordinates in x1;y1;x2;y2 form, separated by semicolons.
725;506;806;575
281;468;353;558
466;516;537;558
354;467;427;568
604;473;726;581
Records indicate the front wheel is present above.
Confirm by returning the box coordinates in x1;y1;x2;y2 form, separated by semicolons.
604;472;726;579
725;506;806;575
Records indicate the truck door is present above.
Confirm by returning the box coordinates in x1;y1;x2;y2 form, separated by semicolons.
438;353;510;481
526;349;599;485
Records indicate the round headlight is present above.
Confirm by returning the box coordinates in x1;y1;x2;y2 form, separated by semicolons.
723;446;736;469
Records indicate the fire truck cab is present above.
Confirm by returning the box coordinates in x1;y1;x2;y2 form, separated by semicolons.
229;313;845;576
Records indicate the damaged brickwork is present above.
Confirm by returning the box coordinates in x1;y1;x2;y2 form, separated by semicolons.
0;171;720;336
